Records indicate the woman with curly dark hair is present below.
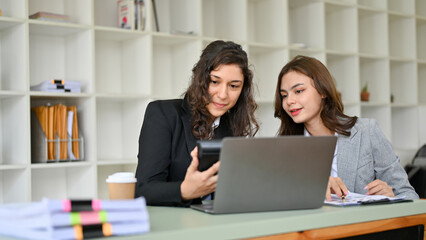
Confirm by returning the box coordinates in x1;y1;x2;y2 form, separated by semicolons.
135;40;259;206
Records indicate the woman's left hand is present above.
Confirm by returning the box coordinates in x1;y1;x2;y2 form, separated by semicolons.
364;179;394;197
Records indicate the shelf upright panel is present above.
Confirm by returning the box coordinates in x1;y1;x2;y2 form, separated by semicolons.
390;60;417;105
151;0;201;36
0;168;30;203
359;56;390;104
201;0;247;41
95;29;151;96
0;95;29;165
28;0;92;25
358;9;388;57
326;53;359;105
255;102;281;137
152;35;201;99
96;97;149;163
343;104;361;119
0;21;27;92
416;0;426;17
288;0;325;50
388;0;415;15
357;0;387;10
31;164;96;201
247;0;288;45
325;3;358;53
248;44;288;103
95;0;127;28
419;63;426;105
0;0;26;18
419;106;426;146
360;105;391;140
388;14;416;59
416;19;426;61
391;106;418;152
289;49;326;64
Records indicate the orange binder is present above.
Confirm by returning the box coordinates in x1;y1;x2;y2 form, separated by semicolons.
47;105;56;161
55;104;68;160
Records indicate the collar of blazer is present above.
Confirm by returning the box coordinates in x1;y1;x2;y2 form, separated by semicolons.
336;121;361;191
180;98;232;155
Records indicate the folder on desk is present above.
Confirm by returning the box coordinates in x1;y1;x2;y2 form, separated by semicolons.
324;192;411;206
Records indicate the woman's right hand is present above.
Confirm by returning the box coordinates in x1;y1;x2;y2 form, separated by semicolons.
326;176;348;201
180;147;220;201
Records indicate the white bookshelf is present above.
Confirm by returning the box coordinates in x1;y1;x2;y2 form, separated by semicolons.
0;0;425;203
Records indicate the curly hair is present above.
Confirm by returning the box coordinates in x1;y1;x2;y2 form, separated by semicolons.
274;55;357;136
185;40;259;139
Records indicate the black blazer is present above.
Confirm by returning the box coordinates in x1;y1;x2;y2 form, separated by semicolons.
135;98;233;207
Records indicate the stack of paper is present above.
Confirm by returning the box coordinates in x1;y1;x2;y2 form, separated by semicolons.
29;11;71;23
31;79;81;93
0;198;150;240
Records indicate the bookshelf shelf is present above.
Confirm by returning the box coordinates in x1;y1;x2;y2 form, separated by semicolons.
0;0;425;203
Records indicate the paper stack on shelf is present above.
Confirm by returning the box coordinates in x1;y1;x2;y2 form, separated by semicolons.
31;79;82;93
29;11;71;23
0;197;150;240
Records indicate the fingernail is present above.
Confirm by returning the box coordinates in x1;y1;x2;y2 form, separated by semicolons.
364;186;368;190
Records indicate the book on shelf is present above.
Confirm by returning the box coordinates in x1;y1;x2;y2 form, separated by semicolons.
29;11;71;23
0;198;150;240
152;0;159;31
117;0;146;31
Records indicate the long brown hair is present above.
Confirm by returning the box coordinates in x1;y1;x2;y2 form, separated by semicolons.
274;55;357;136
186;40;259;139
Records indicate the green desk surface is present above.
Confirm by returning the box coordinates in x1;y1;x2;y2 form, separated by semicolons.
0;200;424;240
120;200;426;240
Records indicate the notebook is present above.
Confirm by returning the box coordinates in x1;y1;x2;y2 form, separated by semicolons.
191;136;337;214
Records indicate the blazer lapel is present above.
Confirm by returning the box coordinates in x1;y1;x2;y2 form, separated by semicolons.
337;125;361;191
180;100;197;154
214;113;233;138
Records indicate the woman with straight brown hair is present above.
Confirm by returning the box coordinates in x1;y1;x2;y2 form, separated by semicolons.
274;55;418;200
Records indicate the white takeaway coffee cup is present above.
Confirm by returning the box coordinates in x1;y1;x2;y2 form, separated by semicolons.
106;172;137;200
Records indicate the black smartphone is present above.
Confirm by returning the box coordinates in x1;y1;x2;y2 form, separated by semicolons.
196;139;222;172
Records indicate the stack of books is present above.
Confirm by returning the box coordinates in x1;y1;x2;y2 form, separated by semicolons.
0;198;150;239
31;79;81;93
29;11;71;23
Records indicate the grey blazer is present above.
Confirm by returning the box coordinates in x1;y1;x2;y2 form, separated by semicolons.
337;118;419;199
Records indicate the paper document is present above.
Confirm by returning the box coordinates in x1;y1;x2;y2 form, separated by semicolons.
324;191;409;206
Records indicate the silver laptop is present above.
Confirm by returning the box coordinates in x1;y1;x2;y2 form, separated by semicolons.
191;136;337;214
